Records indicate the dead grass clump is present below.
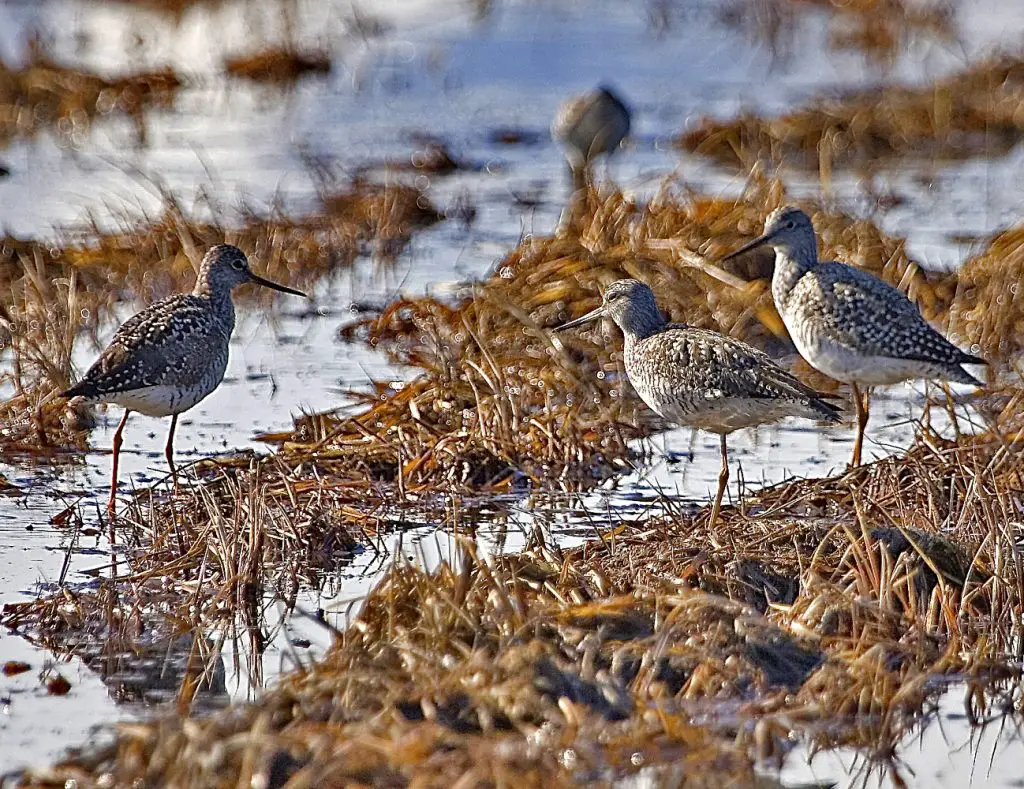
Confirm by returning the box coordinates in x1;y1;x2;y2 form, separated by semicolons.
575;407;1024;665
0;40;182;150
224;48;331;83
0;250;92;456
17;548;828;787
789;0;955;61
943;225;1024;362
680;55;1024;171
25;537;1008;787
1;462;365;709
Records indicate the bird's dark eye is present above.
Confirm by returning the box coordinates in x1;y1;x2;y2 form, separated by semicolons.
231;259;246;271
785;219;797;229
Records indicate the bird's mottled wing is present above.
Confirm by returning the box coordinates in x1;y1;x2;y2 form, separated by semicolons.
804;263;976;365
633;328;840;420
69;295;227;397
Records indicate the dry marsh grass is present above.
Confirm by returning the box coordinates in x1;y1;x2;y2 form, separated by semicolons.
680;55;1024;172
251;171;957;492
224;48;332;83
0;40;182;150
789;0;955;61
17;487;1024;787
8;175;1024;786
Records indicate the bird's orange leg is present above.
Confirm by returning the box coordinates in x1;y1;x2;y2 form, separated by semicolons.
708;433;729;527
165;413;179;495
851;383;870;468
108;410;131;514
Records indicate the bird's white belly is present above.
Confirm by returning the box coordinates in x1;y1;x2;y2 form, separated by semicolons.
641;391;818;435
106;383;214;417
787;320;935;387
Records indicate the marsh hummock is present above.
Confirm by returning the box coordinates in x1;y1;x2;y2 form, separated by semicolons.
555;278;840;526
723;206;985;466
63;243;307;513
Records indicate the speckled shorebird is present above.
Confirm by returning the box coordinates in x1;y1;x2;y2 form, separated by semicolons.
555;279;840;525
62;244;307;512
552;85;631;185
723;207;985;466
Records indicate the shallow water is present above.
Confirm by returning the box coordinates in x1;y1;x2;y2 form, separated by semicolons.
1;0;1023;780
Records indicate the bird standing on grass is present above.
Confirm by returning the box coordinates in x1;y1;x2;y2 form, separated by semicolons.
722;207;984;466
555;279;840;525
62;244;307;512
552;85;631;187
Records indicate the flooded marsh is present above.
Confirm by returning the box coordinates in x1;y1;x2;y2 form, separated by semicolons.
4;0;1024;787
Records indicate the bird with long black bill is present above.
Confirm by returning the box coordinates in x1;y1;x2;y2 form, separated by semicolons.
555;279;840;525
63;244;308;512
722;207;985;466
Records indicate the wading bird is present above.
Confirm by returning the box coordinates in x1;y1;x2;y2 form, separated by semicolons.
552;85;631;187
63;244;307;512
722;207;984;466
555;279;840;525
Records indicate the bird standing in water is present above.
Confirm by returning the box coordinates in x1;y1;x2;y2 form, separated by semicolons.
552;85;631;188
722;207;984;466
63;244;307;512
555;279;840;525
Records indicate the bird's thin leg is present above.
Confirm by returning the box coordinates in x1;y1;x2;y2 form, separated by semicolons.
851;383;870;467
165;413;179;495
108;410;131;514
708;433;729;527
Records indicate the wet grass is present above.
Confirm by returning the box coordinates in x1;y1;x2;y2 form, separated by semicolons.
224;48;332;83
680;55;1024;172
788;0;955;62
15;404;1024;786
0;40;182;151
5;172;1024;785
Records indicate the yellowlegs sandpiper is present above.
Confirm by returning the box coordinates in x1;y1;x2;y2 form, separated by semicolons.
62;244;307;512
555;279;840;525
552;85;631;186
723;206;985;466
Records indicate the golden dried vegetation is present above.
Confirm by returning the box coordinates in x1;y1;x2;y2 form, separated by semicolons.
680;56;1024;172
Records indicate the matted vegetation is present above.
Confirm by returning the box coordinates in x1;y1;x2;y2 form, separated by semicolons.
224;48;332;83
0;40;182;150
680;55;1024;171
6;172;1024;786
16;406;1024;787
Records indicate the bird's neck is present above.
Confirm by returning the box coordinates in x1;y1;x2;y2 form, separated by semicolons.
193;280;236;331
771;245;817;308
621;307;666;342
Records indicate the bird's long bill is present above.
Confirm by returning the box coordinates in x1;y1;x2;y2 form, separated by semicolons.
249;272;308;298
721;230;776;262
554;305;606;332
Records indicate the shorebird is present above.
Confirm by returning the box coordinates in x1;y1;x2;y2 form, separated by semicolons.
723;206;985;466
555;279;840;525
62;244;307;512
552;85;631;187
